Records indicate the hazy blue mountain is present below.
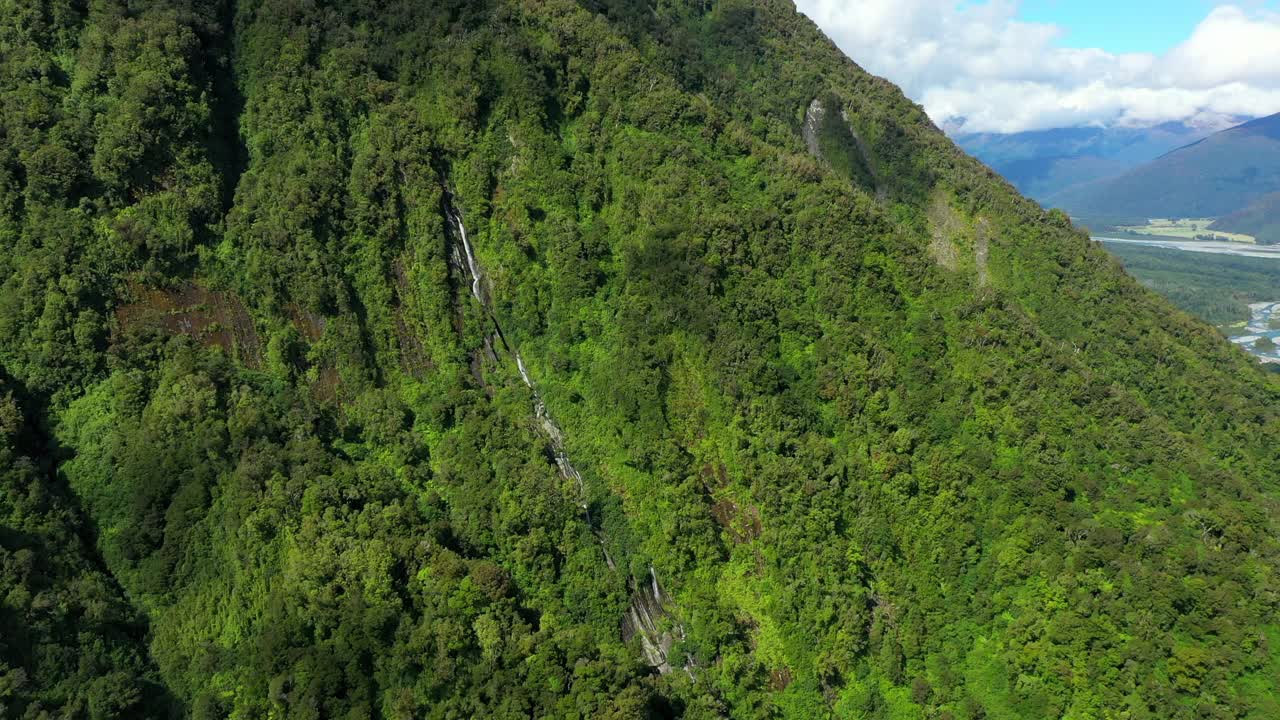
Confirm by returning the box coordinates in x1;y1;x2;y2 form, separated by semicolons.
954;120;1243;201
1212;190;1280;244
1047;113;1280;220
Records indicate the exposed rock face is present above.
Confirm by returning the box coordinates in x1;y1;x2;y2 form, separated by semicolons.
621;567;685;675
927;194;965;272
975;217;991;288
803;96;881;196
928;193;993;288
841;107;887;202
803;98;826;159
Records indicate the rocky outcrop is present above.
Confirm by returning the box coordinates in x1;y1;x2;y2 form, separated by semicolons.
802;98;826;159
621;567;686;675
802;96;882;197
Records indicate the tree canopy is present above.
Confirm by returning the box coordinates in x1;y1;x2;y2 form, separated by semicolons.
1;1;1278;718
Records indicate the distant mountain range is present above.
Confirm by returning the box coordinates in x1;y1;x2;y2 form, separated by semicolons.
1045;114;1280;229
953;119;1243;201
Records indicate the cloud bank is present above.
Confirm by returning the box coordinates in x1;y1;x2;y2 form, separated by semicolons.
794;1;1280;133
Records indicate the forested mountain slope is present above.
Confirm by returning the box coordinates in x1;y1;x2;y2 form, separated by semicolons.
1;1;1278;719
1211;191;1280;245
0;369;173;717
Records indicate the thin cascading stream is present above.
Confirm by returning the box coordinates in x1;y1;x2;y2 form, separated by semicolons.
445;204;484;304
443;194;615;569
443;193;696;677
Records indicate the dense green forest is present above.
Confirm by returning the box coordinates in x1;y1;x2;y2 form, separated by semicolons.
2;1;1279;718
1100;244;1280;326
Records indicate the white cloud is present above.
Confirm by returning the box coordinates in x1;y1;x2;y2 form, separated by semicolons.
1161;6;1280;88
794;1;1280;133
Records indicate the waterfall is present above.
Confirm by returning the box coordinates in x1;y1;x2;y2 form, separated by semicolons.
444;199;595;517
444;194;676;669
445;204;484;303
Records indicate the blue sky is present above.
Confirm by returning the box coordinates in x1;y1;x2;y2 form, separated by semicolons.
1019;0;1278;54
796;0;1280;132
